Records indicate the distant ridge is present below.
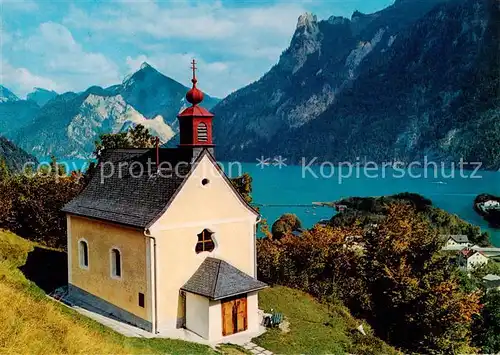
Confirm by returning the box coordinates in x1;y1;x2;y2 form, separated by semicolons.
0;63;220;159
0;135;38;172
212;0;500;170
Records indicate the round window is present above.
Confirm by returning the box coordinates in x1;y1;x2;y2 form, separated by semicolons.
202;178;210;186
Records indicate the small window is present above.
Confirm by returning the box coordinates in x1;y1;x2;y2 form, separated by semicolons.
197;122;208;142
111;248;122;278
202;178;210;186
195;229;215;253
139;293;145;308
79;240;89;269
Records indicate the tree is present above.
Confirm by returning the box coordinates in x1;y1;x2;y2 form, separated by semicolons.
257;202;483;353
473;290;500;353
271;213;303;240
229;173;253;204
0;164;84;248
0;158;9;180
93;124;156;157
257;223;366;306
363;205;482;353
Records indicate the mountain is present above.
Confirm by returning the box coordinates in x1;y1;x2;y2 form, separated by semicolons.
27;88;58;107
0;85;40;138
15;88;175;159
213;0;500;169
1;64;219;158
0;85;20;103
114;62;220;129
0;135;38;172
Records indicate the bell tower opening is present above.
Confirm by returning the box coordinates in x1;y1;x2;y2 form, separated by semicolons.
197;122;208;142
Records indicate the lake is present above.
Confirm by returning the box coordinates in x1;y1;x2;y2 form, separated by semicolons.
46;158;500;246
228;163;500;246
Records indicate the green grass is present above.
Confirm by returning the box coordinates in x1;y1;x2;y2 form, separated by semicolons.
0;229;247;355
255;286;399;355
0;229;396;354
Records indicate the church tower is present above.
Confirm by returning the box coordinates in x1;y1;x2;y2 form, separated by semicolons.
177;60;215;157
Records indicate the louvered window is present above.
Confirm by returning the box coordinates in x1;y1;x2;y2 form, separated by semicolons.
197;123;208;142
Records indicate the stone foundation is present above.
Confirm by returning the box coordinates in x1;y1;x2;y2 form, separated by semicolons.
68;284;152;332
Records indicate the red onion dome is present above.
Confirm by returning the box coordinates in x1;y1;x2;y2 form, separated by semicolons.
186;78;204;105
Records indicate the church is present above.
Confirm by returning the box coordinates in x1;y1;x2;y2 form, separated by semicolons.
62;61;267;342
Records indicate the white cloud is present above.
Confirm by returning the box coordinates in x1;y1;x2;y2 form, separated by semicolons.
0;0;38;12
60;1;307;96
0;60;61;97
21;22;120;89
64;2;304;60
125;55;149;73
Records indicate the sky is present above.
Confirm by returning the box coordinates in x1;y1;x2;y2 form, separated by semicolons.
0;0;393;99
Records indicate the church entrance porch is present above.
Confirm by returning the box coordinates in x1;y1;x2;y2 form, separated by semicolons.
180;257;267;341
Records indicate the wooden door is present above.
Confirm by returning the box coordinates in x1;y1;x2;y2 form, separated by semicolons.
221;295;247;336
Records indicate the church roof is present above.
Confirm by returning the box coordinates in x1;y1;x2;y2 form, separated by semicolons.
177;105;214;117
62;147;258;229
62;148;194;228
181;257;267;300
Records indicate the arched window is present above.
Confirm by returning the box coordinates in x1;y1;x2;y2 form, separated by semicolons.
111;248;122;278
197;122;208;142
195;229;215;253
79;240;89;269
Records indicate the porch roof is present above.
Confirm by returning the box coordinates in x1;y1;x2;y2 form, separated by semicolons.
181;257;267;300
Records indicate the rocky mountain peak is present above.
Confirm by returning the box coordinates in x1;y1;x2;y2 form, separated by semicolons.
27;87;58;107
296;12;317;29
281;12;322;74
0;85;20;103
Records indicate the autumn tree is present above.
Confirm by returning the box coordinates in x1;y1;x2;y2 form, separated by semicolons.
257;223;366;305
257;202;483;353
362;204;482;353
229;173;253;204
271;213;303;240
473;290;500;353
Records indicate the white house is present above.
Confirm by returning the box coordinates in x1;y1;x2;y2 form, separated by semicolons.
483;274;500;291
457;248;489;272
443;235;469;248
484;200;500;209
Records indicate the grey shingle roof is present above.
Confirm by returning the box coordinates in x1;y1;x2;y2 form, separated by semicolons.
181;257;267;300
62;148;194;228
449;235;469;243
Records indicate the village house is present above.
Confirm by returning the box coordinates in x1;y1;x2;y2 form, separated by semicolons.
457;248;489;272
62;61;267;342
443;234;469;248
483;274;500;291
483;200;500;209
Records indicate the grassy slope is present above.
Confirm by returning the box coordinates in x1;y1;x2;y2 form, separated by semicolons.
255;286;399;355
0;229;217;355
0;229;395;354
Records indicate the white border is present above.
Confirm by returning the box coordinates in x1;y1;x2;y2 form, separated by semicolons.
67;215;73;283
77;238;90;270
109;246;123;280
